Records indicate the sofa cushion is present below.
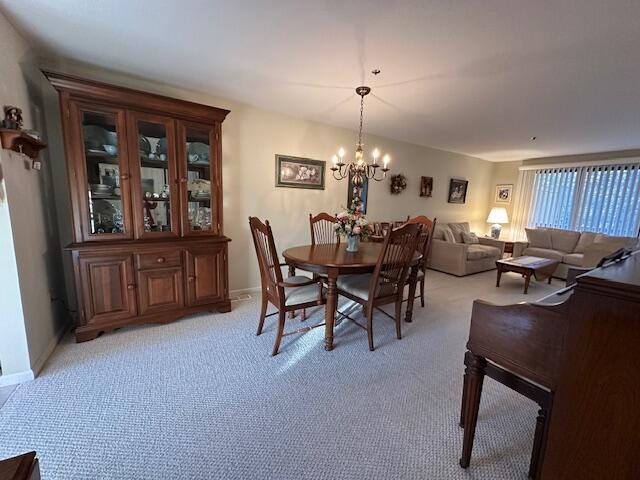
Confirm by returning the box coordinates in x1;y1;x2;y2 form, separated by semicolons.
525;228;552;249
548;228;581;253
562;253;584;267
433;224;449;241
442;228;456;243
594;234;639;250
462;232;479;244
574;231;598;253
522;247;564;262
449;222;471;243
467;244;500;260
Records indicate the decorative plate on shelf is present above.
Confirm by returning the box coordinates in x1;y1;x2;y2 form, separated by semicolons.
139;135;151;155
188;142;209;164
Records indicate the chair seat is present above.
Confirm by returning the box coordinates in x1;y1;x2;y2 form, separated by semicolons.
467;244;501;260
284;276;322;306
336;273;396;301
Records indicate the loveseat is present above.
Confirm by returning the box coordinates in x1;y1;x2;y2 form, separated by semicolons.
513;227;639;279
428;222;505;276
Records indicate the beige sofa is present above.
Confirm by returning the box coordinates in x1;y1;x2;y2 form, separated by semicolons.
513;228;639;279
428;222;505;276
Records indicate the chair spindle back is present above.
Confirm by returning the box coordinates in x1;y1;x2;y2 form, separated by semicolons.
309;212;340;245
406;215;437;269
249;217;284;299
369;223;419;299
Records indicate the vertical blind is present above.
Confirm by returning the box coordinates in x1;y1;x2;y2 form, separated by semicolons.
528;163;640;237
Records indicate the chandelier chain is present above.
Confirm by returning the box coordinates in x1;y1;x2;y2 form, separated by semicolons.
358;94;364;147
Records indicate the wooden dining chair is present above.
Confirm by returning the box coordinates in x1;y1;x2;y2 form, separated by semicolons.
336;223;419;351
249;217;326;355
405;215;437;307
309;212;340;245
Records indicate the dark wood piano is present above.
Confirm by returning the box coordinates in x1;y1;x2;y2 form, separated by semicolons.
459;249;640;480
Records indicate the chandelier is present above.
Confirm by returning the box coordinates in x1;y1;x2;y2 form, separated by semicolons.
330;85;390;185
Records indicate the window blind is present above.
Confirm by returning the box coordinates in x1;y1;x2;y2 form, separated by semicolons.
528;163;640;237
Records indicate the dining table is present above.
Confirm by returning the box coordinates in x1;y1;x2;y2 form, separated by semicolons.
282;242;423;351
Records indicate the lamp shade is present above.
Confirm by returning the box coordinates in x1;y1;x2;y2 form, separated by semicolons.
487;207;509;224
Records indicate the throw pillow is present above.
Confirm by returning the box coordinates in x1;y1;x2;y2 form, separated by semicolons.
449;222;471;243
462;232;479;244
525;228;552;249
442;228;456;243
574;231;598;253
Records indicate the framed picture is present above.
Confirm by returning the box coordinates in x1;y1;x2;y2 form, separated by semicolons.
347;170;368;213
495;184;513;204
420;176;433;197
448;178;468;204
275;154;325;190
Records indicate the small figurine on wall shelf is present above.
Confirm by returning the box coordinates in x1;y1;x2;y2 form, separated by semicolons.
2;106;24;130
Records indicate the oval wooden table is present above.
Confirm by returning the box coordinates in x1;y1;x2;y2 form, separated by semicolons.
282;243;422;351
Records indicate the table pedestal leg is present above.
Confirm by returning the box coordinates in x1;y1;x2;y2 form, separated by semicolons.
324;270;338;351
405;265;419;323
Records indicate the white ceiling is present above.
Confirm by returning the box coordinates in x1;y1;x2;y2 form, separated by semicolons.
2;0;640;161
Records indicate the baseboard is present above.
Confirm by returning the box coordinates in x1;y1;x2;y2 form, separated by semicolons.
229;286;260;297
32;320;71;377
0;369;34;387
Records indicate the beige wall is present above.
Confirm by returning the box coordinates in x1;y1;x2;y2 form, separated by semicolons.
0;12;67;385
38;59;494;294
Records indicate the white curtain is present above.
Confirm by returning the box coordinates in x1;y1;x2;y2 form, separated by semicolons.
510;169;536;241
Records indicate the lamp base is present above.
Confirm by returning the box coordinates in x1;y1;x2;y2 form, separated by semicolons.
490;224;502;239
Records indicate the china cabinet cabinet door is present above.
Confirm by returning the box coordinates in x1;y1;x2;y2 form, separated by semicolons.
185;245;225;306
177;121;221;236
127;112;180;239
70;102;133;241
79;254;137;324
137;267;184;315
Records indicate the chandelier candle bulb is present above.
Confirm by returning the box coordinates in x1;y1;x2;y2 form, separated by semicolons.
383;154;390;169
372;148;380;164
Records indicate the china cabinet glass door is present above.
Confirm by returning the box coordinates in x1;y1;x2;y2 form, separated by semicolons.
76;103;132;240
128;112;179;238
178;122;219;236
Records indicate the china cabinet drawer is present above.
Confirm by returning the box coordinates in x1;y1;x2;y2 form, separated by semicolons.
136;250;182;270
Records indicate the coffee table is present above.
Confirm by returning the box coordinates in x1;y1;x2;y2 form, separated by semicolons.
496;256;560;294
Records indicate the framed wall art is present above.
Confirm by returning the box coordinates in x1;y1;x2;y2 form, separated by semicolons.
420;176;433;197
275;154;325;190
347;170;368;213
448;178;468;204
494;184;513;204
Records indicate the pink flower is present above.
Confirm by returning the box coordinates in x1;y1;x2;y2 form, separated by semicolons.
353;226;362;235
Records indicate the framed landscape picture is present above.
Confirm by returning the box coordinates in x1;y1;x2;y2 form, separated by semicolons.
420;176;433;197
495;184;513;204
275;154;325;190
448;178;468;204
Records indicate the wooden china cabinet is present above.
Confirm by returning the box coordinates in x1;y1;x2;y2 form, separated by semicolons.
45;71;231;342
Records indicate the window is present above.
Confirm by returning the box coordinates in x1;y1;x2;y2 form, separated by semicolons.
528;163;640;237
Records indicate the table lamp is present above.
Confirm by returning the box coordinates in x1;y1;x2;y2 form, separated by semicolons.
487;207;509;239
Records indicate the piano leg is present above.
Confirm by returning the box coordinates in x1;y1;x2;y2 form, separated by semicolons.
460;352;487;469
460;351;472;427
529;405;550;480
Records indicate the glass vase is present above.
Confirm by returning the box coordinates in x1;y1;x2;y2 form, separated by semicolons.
346;235;360;252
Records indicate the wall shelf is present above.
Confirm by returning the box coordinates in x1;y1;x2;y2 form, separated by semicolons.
0;129;47;159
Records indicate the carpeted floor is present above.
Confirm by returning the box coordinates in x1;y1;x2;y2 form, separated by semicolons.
0;270;562;479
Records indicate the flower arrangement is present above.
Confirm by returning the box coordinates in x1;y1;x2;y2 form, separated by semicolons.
390;173;407;194
335;207;372;240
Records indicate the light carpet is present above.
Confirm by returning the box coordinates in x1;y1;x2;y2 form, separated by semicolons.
0;270;562;479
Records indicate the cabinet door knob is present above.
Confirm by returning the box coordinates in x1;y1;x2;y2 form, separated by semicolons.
120;174;129;180
156;257;165;263
188;276;196;282
127;284;135;290
180;178;187;183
